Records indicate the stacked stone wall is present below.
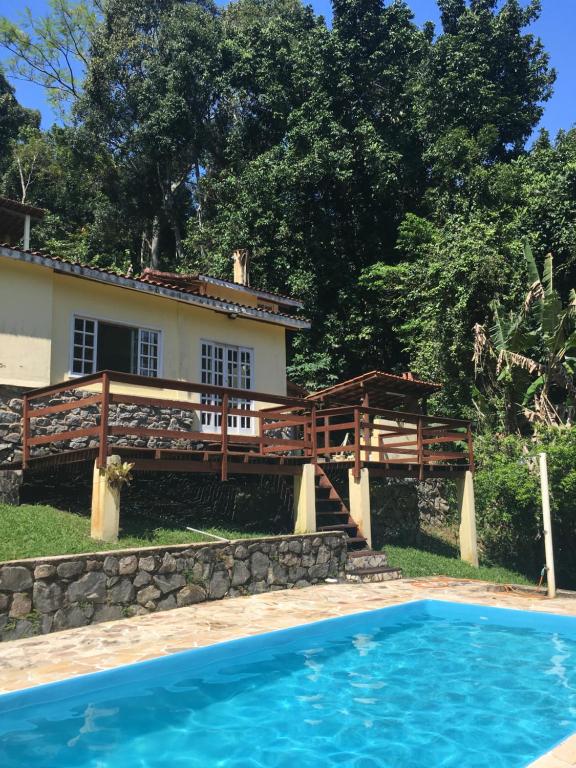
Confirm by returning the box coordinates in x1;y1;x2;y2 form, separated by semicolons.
0;532;347;642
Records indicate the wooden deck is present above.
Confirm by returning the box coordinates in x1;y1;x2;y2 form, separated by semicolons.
17;371;474;479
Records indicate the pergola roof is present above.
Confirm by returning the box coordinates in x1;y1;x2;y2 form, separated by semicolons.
307;370;441;408
0;196;45;244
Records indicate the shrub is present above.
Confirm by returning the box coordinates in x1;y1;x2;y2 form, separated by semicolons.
474;429;576;588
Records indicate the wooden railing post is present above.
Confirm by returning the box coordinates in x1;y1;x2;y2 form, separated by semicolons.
258;412;265;456
98;372;110;469
310;405;318;463
221;394;229;481
467;423;474;474
353;407;361;480
22;393;30;469
417;415;424;481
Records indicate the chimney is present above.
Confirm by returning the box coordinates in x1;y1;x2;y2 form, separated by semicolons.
232;249;250;286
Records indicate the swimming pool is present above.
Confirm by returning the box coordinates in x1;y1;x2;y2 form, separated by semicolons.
1;599;575;767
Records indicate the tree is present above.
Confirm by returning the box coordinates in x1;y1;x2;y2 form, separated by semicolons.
473;243;576;429
0;69;39;176
82;0;220;266
0;0;99;117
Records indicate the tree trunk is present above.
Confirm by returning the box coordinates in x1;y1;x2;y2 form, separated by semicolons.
150;216;160;269
194;159;205;261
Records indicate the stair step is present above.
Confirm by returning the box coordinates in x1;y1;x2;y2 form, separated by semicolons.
318;523;358;532
346;566;403;583
317;511;349;519
346;536;368;551
346;550;390;571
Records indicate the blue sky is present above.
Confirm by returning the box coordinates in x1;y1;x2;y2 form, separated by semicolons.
2;0;574;139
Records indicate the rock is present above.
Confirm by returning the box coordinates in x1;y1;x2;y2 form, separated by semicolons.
157;553;177;574
108;578;135;604
93;605;124;623
34;564;56;580
176;585;206;607
250;551;270;580
0;593;8;611
196;547;217;564
288;540;302;554
56;560;85;579
309;563;329;580
118;555;138;575
0;566;33;592
86;559;102;572
156;594;177;612
248;581;267;595
153;574;185;594
234;544;249;560
288;566;307;582
231;561;250;587
67;572;107;603
139;556;156;572
302;539;312;554
271;563;288;585
103;556;119;576
316;546;331;565
4;619;34;640
9;592;32;618
209;570;230;599
53;607;89;631
33;581;63;612
133;571;152;587
137;585;161;605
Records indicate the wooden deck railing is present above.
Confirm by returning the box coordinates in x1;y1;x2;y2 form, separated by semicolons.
22;371;314;479
313;405;473;480
21;372;473;478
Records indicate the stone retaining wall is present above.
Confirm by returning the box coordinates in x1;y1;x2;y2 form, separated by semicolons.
0;532;347;642
0;386;25;466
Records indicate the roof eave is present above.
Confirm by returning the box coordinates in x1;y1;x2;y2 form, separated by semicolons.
0;246;311;331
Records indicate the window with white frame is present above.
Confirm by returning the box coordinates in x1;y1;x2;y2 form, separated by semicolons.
71;316;161;377
201;341;254;433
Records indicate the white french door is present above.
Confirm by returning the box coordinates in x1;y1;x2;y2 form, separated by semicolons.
201;341;254;434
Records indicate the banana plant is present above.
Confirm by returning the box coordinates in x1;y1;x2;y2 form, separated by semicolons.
473;242;576;428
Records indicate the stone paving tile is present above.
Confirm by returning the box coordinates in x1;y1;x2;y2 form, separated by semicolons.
0;576;575;766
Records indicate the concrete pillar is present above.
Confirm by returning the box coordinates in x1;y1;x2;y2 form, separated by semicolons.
23;214;31;250
456;470;478;567
348;467;372;548
91;455;122;542
293;463;316;534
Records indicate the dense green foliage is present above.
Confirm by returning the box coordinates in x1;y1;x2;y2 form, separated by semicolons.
474;429;576;588
1;0;565;397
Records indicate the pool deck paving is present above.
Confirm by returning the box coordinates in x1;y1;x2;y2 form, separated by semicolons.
1;576;575;766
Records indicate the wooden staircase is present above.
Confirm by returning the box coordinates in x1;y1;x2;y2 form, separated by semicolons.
314;465;402;582
315;465;367;551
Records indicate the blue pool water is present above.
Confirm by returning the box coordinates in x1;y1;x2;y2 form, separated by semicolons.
1;600;576;767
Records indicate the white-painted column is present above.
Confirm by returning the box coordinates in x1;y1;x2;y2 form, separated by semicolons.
456;470;478;567
348;467;372;548
23;214;31;250
293;463;316;534
91;455;121;542
539;452;556;598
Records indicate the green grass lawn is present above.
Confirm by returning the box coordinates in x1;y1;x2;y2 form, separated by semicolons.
0;504;272;561
384;530;533;585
